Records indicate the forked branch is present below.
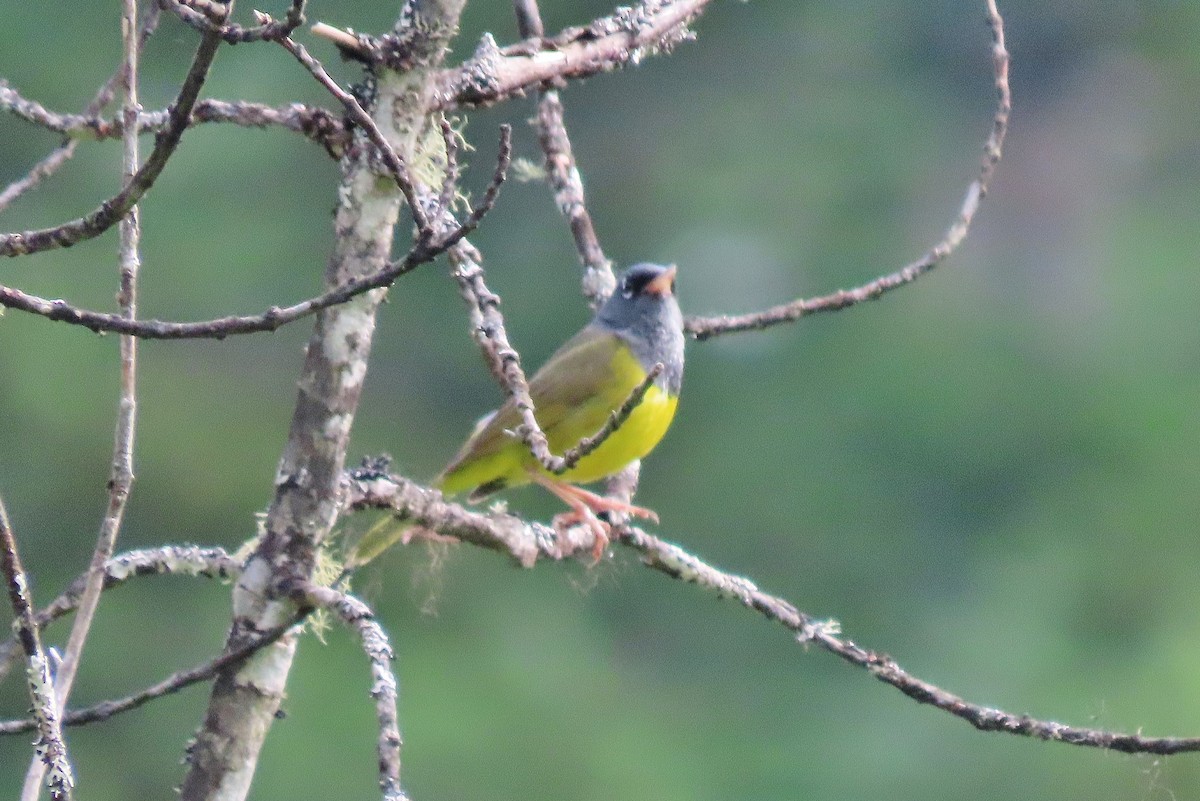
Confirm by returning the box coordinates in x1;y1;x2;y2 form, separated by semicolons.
0;25;222;258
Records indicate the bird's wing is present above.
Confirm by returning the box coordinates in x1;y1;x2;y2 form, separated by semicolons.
438;326;637;494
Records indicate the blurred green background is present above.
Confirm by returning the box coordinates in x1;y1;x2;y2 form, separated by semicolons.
3;0;1200;798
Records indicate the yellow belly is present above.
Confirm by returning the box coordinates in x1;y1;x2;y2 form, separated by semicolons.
532;384;677;484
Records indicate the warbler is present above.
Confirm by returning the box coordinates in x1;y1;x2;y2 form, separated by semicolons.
357;263;684;563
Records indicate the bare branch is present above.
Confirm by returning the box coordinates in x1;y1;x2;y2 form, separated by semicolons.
0;545;239;685
0;146;78;214
0;25;223;258
120;100;346;152
0;610;300;736
441;0;713;109
616;525;1200;755
0;498;75;800
684;0;1011;340
345;470;1200;756
511;0;545;38
0;4;161;213
0;89;347;155
511;0;615;307
20;6;145;794
191;99;347;153
0;81;85;136
310;21;372;60
160;0;306;44
278;35;424;227
0;127;510;338
345;467;566;567
534;92;616;307
296;584;405;801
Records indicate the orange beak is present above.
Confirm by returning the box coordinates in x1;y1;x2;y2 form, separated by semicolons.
644;264;677;296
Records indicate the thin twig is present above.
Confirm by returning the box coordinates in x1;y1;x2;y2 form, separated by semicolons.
20;4;145;796
448;257;551;470
0;128;511;338
343;470;1200;756
512;0;616;308
560;363;662;470
278;35;425;228
684;0;1011;340
535;92;616;307
0;609;303;735
0;212;492;338
0;23;222;258
297;584;405;801
433;116;460;223
436;126;512;252
0;243;417;337
0;89;347;155
48;0;144;710
160;0;306;44
52;0;143;704
0;146;78;214
158;0;229;33
0;499;75;800
0;5;161;213
310;21;371;59
0;546;239;686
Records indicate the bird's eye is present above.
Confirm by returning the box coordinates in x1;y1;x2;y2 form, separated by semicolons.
621;279;634;298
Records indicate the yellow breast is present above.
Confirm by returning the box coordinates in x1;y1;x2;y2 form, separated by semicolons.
439;342;679;497
536;381;678;485
531;342;676;484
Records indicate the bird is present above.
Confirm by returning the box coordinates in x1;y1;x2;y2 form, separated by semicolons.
353;262;684;567
436;262;684;554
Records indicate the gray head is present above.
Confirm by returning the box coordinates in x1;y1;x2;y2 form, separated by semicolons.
595;263;685;395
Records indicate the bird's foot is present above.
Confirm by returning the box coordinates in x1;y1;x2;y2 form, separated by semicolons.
531;473;661;563
551;507;610;564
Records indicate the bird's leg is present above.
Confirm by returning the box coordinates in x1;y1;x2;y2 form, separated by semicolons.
530;473;611;561
548;481;660;525
529;473;661;562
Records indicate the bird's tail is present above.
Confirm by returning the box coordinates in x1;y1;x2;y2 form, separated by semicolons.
343;512;415;573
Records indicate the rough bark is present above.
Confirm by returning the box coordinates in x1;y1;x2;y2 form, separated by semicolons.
177;3;465;800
